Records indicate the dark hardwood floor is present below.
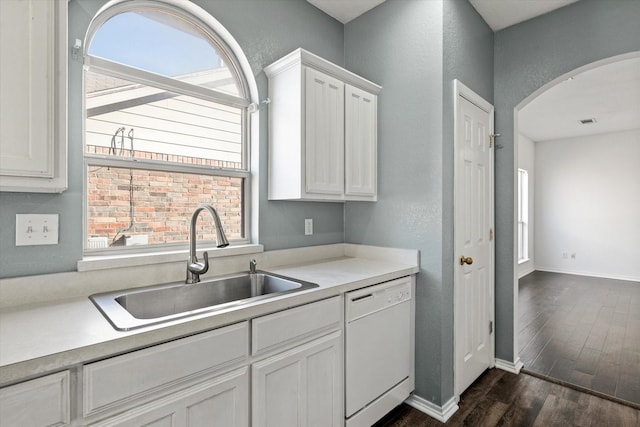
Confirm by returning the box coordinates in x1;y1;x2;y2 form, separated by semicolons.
518;271;640;406
375;368;640;426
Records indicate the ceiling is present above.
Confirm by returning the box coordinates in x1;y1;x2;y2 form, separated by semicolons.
468;0;580;31
306;0;579;28
519;56;640;142
306;0;639;142
306;0;386;24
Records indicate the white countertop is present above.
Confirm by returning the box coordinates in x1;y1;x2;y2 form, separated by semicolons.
0;245;418;386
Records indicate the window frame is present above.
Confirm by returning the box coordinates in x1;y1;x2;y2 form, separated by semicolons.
517;168;529;263
82;1;254;255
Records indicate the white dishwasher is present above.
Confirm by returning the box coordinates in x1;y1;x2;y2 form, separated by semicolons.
345;276;414;427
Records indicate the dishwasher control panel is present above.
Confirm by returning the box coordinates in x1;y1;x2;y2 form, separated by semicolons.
345;277;412;322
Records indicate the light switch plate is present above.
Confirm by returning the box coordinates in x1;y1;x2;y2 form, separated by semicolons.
305;218;313;235
16;214;59;246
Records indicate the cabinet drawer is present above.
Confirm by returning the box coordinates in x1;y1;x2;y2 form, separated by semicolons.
252;297;341;354
84;321;248;416
0;370;70;427
89;367;249;427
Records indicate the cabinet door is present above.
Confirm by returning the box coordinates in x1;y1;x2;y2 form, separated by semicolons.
0;0;67;192
304;67;344;197
252;331;343;427
0;371;70;427
90;368;249;427
345;85;377;200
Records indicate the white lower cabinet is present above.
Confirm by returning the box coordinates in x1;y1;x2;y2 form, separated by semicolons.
2;296;350;426
0;370;70;427
90;367;249;427
252;331;343;427
250;297;343;427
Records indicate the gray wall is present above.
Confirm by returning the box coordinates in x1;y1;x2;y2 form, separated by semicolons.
493;0;640;362
0;0;346;278
344;0;492;405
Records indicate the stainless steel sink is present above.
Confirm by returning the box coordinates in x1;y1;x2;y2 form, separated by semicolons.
90;271;318;331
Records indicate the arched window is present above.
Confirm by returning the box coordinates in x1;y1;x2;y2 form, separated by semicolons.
83;2;253;251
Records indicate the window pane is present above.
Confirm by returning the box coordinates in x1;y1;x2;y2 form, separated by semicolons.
87;166;243;248
85;71;244;168
88;10;241;96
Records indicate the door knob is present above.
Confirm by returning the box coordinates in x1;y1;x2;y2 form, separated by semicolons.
460;256;473;266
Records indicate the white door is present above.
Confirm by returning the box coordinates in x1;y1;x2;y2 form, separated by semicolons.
454;81;494;396
304;67;344;197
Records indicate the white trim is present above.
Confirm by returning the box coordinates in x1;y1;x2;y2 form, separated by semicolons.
495;357;524;374
78;243;263;272
518;263;535;279
454;80;493;113
264;48;381;95
405;394;459;423
534;267;639;283
453;79;495;396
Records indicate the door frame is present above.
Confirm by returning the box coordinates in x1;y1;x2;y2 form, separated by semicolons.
453;79;495;396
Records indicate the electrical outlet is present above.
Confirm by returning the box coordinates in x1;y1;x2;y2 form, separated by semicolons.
571;253;576;259
562;252;568;259
305;218;313;236
16;214;59;246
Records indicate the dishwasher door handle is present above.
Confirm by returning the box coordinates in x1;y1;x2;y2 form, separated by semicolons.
351;293;374;302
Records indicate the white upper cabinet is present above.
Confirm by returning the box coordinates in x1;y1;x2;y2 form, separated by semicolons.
265;48;380;202
0;0;67;192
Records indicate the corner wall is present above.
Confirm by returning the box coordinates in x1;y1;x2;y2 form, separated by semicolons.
344;0;493;406
344;0;445;404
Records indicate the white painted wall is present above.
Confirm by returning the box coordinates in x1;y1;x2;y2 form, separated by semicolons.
517;133;535;278
534;129;640;281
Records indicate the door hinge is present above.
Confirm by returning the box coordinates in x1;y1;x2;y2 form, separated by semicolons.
489;133;500;148
489;228;493;241
489;321;493;334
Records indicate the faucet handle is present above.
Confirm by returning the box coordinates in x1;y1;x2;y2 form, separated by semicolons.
188;251;210;276
249;259;257;274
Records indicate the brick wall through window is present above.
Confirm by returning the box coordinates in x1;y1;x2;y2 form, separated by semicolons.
87;146;243;247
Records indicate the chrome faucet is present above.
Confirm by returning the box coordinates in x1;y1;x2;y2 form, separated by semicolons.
249;259;257;274
186;204;229;284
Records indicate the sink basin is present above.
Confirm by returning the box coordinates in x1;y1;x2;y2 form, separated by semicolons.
90;271;318;331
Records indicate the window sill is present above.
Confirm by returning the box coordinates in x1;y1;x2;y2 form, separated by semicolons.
518;258;530;265
77;244;264;272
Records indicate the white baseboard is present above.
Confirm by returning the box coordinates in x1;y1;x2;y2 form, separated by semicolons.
518;265;535;279
405;394;459;423
534;267;639;283
495;357;524;374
